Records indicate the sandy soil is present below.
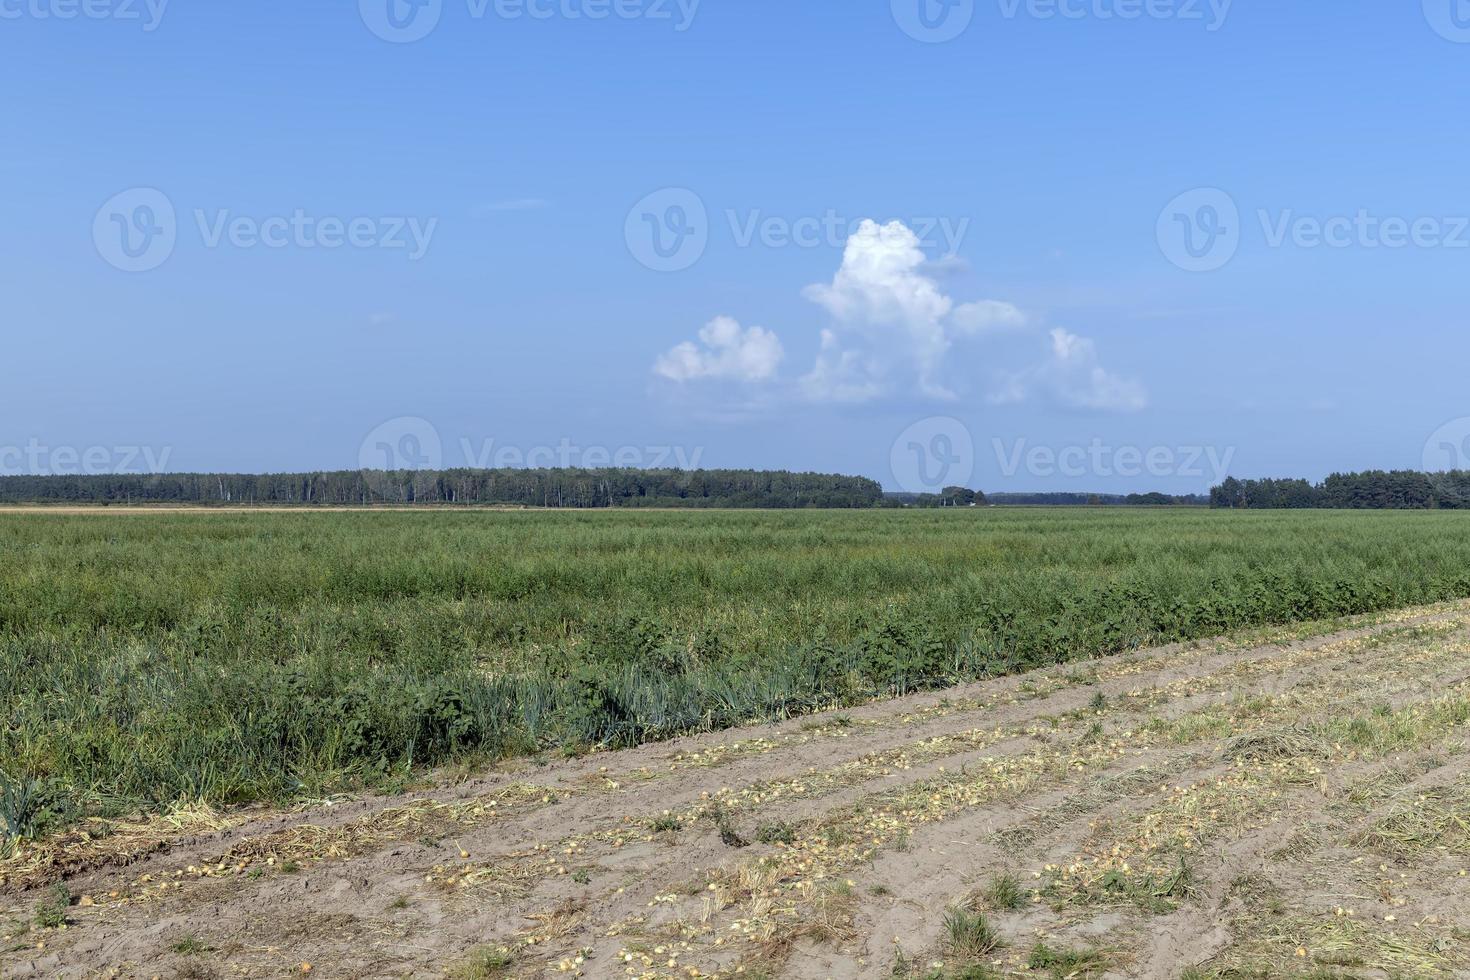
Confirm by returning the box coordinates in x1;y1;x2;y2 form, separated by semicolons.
5;605;1470;978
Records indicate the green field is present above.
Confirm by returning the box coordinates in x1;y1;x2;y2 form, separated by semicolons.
5;508;1470;837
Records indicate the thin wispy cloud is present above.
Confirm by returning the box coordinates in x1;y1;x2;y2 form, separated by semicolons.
989;328;1149;413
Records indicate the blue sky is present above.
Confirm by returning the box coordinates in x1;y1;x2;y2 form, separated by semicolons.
3;0;1469;492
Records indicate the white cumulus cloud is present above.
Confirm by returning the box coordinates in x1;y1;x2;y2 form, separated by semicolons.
801;219;956;400
654;316;784;384
649;218;1145;414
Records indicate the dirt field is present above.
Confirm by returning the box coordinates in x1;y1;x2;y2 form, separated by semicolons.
6;604;1470;978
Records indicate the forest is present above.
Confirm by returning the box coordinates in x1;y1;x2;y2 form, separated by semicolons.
0;468;884;509
9;468;1470;511
1210;470;1470;509
986;491;1208;507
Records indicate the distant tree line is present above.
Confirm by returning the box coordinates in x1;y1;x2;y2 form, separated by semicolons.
881;491;1207;507
1210;471;1470;509
902;486;989;508
984;492;1208;507
0;469;884;509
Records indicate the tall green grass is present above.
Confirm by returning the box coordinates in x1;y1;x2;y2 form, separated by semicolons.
3;508;1470;834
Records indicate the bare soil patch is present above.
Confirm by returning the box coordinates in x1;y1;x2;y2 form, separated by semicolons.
6;604;1470;978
